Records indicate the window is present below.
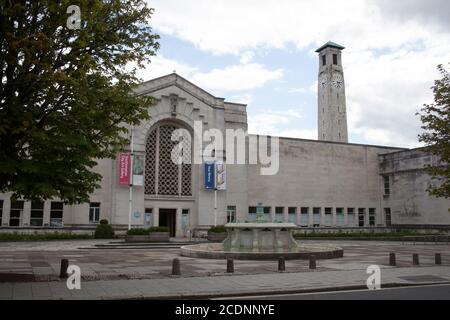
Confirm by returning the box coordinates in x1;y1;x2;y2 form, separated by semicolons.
383;176;390;196
10;201;24;227
275;207;284;222
313;207;321;226
336;208;344;226
264;207;271;221
0;200;3;226
50;202;64;227
288;207;296;223
347;208;355;226
144;208;153;226
300;207;309;225
324;207;332;226
227;206;236;223
145;123;192;196
333;54;338;65
384;208;392;226
322;55;326;66
181;209;189;228
358;208;365;227
369;208;376;226
248;206;256;222
30;201;44;227
89;202;100;223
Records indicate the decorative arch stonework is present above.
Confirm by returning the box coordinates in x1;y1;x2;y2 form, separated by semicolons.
144;120;193;197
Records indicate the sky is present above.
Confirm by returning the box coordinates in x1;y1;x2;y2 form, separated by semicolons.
138;0;450;148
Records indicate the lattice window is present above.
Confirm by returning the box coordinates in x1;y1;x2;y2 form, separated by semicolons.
145;129;157;194
145;123;192;196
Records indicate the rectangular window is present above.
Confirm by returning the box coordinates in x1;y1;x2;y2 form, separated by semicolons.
336;207;344;226
0;200;3;226
369;208;376;226
144;208;153;226
10;200;24;227
30;201;44;227
313;207;321;226
89;202;100;223
261;206;270;221
384;208;392;227
227;206;236;223
275;206;284;222
383;175;390;196
248;206;256;222
347;208;355;226
324;207;332;226
333;54;338;65
322;55;326;66
50;202;64;227
358;208;365;227
181;209;189;228
288;207;296;223
300;207;309;225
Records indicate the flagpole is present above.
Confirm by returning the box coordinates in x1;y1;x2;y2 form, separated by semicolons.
214;143;217;227
128;125;134;231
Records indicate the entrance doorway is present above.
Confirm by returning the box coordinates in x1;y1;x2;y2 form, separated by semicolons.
159;209;176;237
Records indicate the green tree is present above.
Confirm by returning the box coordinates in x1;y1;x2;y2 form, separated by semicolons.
0;0;159;204
418;64;450;199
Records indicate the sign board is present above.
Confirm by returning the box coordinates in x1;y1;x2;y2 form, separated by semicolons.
216;161;226;190
204;161;215;189
118;153;131;186
132;154;145;186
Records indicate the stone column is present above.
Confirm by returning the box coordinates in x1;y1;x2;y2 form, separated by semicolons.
176;208;183;238
296;208;300;226
344;209;348;226
270;206;275;223
332;208;337;227
320;208;325;226
308;209;313;227
252;229;260;252
284;207;289;223
2;198;11;227
154;207;159;226
22;201;31;227
43;201;50;227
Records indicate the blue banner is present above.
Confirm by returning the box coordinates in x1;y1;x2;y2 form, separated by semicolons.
204;161;215;189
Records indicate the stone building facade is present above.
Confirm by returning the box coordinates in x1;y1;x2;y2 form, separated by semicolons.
0;42;449;236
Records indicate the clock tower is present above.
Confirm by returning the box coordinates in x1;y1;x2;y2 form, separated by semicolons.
316;41;348;143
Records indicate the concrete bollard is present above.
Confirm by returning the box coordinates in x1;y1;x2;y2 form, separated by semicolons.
60;259;69;279
389;253;396;266
435;253;442;265
309;255;316;269
278;257;285;272
226;258;234;273
172;258;181;275
413;253;420;265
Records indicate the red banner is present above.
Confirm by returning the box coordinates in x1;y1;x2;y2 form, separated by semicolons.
119;153;131;186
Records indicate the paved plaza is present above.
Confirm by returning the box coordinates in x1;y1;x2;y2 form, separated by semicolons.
0;239;449;299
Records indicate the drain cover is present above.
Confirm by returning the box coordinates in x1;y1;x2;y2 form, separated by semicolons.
398;275;448;283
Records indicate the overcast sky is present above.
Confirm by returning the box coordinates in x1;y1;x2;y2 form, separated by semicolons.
140;0;450;148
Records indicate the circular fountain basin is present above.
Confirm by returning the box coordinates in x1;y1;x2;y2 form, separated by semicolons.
181;222;343;260
180;242;343;260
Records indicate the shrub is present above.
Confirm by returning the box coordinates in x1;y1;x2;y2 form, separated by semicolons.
94;223;115;239
0;233;92;241
126;228;149;236
99;219;109;225
208;225;226;233
148;226;169;233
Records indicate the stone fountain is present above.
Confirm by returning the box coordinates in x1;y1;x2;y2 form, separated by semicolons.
181;203;343;260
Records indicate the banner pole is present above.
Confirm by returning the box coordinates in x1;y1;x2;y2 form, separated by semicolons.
128;125;134;231
214;143;217;227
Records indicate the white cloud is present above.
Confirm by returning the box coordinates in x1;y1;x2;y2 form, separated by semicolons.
191;63;284;92
247;109;309;137
134;55;197;81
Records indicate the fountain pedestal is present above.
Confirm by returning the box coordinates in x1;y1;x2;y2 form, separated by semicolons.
223;223;298;252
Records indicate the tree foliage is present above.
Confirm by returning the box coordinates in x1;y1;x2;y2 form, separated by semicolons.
418;64;450;199
0;0;159;204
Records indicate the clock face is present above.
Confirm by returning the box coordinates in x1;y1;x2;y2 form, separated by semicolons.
332;73;344;89
319;74;328;89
